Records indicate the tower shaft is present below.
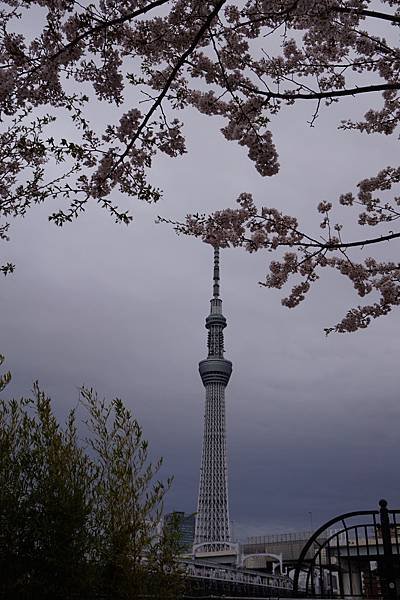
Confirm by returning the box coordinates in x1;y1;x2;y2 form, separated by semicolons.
195;382;230;544
194;247;232;550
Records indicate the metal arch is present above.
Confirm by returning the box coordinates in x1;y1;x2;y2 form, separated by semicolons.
307;521;380;564
303;521;383;596
293;509;379;593
192;541;239;556
293;501;400;598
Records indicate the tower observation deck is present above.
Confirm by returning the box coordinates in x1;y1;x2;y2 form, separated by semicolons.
194;246;233;552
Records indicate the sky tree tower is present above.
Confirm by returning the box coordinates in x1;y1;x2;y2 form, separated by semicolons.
194;246;232;551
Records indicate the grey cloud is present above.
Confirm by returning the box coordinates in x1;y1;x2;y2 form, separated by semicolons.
2;90;399;541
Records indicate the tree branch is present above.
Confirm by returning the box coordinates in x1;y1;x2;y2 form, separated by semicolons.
43;0;172;65
233;4;400;30
161;214;400;252
323;230;400;250
113;0;227;169
238;82;400;101
278;230;400;250
335;6;400;25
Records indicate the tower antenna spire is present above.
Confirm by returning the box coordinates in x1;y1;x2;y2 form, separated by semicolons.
213;245;220;298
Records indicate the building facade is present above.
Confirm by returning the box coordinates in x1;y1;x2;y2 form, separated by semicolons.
164;512;195;551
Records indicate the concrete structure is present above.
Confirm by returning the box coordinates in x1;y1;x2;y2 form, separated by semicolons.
325;534;400;597
243;531;323;568
194;247;232;551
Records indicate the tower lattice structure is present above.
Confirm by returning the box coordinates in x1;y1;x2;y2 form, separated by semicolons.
194;246;232;551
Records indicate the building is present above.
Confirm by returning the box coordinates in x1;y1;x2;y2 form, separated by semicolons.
194;246;233;552
164;512;195;551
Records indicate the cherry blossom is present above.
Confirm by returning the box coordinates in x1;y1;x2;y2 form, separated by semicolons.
0;0;399;331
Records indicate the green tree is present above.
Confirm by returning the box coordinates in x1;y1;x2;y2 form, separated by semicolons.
0;384;94;599
82;388;184;600
0;378;183;600
0;355;11;392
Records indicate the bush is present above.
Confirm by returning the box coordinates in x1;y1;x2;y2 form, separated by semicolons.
0;378;183;600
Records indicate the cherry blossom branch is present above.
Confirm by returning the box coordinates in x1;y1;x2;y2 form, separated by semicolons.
113;0;227;169
233;4;400;31
1;0;399;331
238;82;400;101
42;0;172;65
332;18;397;56
208;28;264;145
319;231;400;250
335;6;400;25
242;229;400;250
162;207;400;252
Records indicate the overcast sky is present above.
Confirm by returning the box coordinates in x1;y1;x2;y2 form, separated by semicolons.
2;36;400;540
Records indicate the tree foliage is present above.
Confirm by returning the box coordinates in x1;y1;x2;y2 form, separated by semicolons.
0;355;11;391
0;379;183;600
0;0;399;330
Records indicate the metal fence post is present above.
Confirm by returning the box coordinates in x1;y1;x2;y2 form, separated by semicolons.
379;498;397;599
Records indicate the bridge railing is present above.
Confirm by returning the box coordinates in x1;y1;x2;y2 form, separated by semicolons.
180;557;293;591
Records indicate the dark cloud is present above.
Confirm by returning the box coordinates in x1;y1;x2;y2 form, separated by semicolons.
2;96;399;541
